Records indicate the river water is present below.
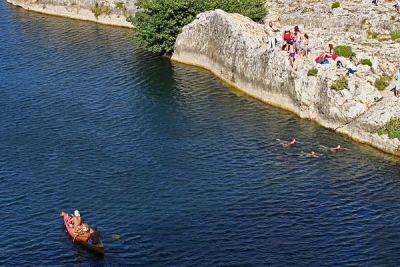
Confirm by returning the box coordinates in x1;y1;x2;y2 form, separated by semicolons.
1;2;400;267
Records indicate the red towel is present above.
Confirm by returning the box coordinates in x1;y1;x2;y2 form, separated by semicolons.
315;54;338;63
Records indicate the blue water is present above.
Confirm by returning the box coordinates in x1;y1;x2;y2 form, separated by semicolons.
1;2;400;266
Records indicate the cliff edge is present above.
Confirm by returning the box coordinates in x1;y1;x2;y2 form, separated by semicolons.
172;8;400;156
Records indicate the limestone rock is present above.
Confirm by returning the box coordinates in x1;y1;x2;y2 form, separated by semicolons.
5;0;137;27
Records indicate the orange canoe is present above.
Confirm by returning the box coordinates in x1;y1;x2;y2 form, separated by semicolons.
61;211;105;254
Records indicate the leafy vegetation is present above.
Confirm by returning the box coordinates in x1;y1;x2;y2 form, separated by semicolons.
390;31;400;41
128;0;266;55
373;118;400;140
330;76;348;90
307;67;318;77
360;58;372;67
374;76;389;91
334;45;353;58
332;2;340;9
92;2;111;18
115;1;124;8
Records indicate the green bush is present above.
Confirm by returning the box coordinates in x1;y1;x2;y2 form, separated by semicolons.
390;31;400;41
373;118;400;139
330;76;348;90
334;45;353;58
360;58;372;67
332;2;340;9
129;0;266;55
374;76;389;91
307;67;318;77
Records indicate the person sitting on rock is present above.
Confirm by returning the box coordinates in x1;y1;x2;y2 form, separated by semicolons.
328;44;335;56
281;29;293;51
288;42;295;68
293;26;303;55
303;34;310;58
396;0;400;13
344;63;357;78
396;70;400;97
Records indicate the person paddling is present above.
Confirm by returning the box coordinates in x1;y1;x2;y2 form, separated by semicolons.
68;210;82;233
87;226;104;245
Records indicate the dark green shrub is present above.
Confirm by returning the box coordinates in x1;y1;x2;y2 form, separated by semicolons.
360;58;372;67
330;76;348;90
374;76;389;91
332;2;340;9
373;118;400;139
334;45;353;58
307;67;318;77
129;0;266;55
390;31;400;41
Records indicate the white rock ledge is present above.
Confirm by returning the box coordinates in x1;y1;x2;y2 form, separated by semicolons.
6;0;134;28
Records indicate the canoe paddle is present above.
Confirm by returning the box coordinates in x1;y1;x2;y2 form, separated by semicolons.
110;234;120;240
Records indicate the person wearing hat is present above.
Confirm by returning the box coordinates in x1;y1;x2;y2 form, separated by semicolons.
68;210;82;233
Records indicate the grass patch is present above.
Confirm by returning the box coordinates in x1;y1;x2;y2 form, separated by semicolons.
374;76;389;91
373;118;400;139
390;31;400;41
367;30;379;39
307;67;318;77
332;2;340;9
360;58;372;67
330;76;348;90
115;1;124;8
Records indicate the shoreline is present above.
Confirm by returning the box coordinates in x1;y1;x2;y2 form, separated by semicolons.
6;0;133;28
170;56;396;156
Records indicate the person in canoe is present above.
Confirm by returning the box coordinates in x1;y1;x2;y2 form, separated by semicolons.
68;210;82;233
87;226;104;245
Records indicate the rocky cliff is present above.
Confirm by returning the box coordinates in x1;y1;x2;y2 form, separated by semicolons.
6;0;137;27
172;8;400;156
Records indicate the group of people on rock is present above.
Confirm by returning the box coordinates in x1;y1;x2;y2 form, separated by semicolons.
264;20;400;97
264;22;310;68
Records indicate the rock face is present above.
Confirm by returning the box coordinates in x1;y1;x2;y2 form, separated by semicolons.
172;9;400;156
6;0;137;27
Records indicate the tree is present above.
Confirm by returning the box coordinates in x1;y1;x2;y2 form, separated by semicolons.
128;0;266;55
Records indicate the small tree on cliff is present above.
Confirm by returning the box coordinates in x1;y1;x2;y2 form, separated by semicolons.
128;0;265;55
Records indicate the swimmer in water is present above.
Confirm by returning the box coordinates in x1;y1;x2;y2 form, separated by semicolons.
289;138;297;145
330;144;347;151
306;151;322;158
